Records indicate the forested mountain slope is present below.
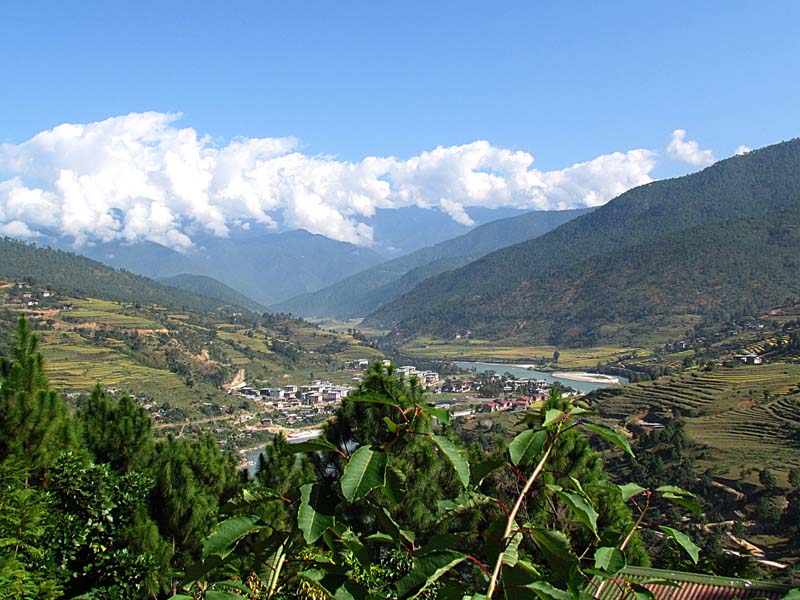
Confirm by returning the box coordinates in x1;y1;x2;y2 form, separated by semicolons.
159;274;267;314
0;237;239;314
274;208;590;318
367;139;800;346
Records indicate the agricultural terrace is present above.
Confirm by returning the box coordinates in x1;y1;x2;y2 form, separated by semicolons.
591;363;800;479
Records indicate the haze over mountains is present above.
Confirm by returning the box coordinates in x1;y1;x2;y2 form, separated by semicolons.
274;208;591;318
366;138;800;346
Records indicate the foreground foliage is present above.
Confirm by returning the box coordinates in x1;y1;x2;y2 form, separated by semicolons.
175;363;705;599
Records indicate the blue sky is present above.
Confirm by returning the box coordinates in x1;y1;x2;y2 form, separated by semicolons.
0;1;798;247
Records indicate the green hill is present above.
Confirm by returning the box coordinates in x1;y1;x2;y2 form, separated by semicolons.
159;273;268;314
273;208;590;318
367;139;800;346
0;238;238;314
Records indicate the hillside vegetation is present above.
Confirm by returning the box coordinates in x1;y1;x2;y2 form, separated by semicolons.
367;139;800;346
159;273;268;313
275;208;590;318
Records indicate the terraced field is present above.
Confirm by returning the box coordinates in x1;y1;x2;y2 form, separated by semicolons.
592;363;800;477
41;330;190;399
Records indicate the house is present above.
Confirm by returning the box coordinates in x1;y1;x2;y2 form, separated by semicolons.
739;353;763;365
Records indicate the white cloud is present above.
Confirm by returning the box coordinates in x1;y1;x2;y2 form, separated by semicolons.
0;112;659;249
666;129;716;166
736;145;751;155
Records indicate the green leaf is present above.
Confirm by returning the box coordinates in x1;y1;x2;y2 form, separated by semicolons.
659;526;699;564
661;493;702;516
385;464;407;503
543;409;565;427
374;506;415;544
655;485;693;496
568;406;592;416
630;583;657;600
503;531;524;568
298;483;336;543
593;546;626;575
509;429;547;467
528;528;578;581
205;591;249;600
619;482;647;502
202;515;263;560
291;438;340;454
582;423;634;457
555;490;599;538
471;459;504;486
395;549;465;598
780;590;800;600
340;446;387;502
420;403;451;426
432;435;469;488
349;391;400;407
382;416;398;433
524;581;574;600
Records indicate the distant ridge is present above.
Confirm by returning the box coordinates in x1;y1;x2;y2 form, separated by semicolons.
0;237;251;314
79;229;386;306
159;274;268;314
366;139;800;346
273;208;591;318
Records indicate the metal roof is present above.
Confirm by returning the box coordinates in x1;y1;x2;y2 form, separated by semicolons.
591;567;795;600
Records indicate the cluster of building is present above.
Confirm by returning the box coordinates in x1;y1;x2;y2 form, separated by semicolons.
6;283;57;307
238;380;352;407
344;359;441;388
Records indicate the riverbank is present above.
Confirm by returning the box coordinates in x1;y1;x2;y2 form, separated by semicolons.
551;371;620;384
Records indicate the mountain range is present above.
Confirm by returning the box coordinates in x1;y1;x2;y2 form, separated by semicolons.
274;208;591;318
366;138;800;347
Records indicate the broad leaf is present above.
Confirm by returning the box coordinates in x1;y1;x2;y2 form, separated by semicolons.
661;492;702;516
205;591;248;600
420;403;451;426
630;583;657;600
202;515;263;560
340;446;387;502
659;526;699;564
471;459;504;486
382;416;398;433
593;546;626;575
375;506;416;544
509;429;547;467
555;490;599;538
524;581;574;600
395;549;465;598
503;531;524;568
619;482;647;502
385;465;407;503
543;409;565;427
655;485;693;496
432;435;469;488
582;423;634;457
291;438;340;454
298;483;336;543
528;528;578;581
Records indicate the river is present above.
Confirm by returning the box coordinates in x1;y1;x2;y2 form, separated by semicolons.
454;361;626;394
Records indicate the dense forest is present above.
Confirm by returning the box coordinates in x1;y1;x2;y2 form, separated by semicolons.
5;315;792;599
367;139;800;346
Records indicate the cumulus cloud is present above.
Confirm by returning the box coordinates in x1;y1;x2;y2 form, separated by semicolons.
666;129;716;166
0;112;658;249
736;144;751;155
